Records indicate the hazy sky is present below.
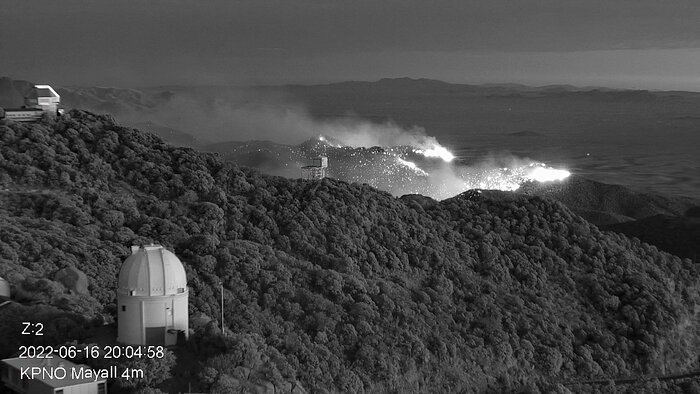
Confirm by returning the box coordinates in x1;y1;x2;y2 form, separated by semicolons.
3;0;700;89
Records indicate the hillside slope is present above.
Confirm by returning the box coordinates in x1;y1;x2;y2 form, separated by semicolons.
1;111;699;393
603;214;700;262
519;177;699;226
0;76;35;107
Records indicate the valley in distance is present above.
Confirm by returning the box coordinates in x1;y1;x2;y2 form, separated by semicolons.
1;76;700;393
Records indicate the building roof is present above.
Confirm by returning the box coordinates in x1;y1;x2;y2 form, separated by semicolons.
118;244;187;296
34;85;60;98
1;357;105;388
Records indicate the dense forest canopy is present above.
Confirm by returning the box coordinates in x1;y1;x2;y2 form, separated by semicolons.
1;111;699;393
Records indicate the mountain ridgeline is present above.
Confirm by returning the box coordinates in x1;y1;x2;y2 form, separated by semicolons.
1;111;700;393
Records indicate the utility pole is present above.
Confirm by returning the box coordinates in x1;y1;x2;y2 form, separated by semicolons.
220;281;225;336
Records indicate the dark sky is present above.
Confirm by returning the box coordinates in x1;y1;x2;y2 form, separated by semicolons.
3;0;700;89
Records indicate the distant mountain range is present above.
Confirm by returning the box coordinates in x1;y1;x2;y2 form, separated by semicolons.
7;74;700;146
56;86;174;115
7;76;700;115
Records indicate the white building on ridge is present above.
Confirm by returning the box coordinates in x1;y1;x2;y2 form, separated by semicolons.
0;85;63;122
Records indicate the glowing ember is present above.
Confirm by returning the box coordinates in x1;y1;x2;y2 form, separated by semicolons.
415;145;455;162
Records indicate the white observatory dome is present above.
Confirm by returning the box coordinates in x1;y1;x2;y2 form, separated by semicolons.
117;244;189;346
118;244;187;297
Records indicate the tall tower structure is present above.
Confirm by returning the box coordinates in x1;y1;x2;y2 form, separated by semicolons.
117;244;189;346
301;156;328;180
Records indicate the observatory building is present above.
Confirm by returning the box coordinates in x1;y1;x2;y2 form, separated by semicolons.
301;156;328;180
0;85;63;122
117;244;188;346
27;85;61;114
1;356;107;394
0;277;9;299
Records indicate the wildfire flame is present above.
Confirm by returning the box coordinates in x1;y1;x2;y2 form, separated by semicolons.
315;133;571;198
458;163;571;192
414;145;455;162
524;164;571;183
318;135;343;148
396;157;429;176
